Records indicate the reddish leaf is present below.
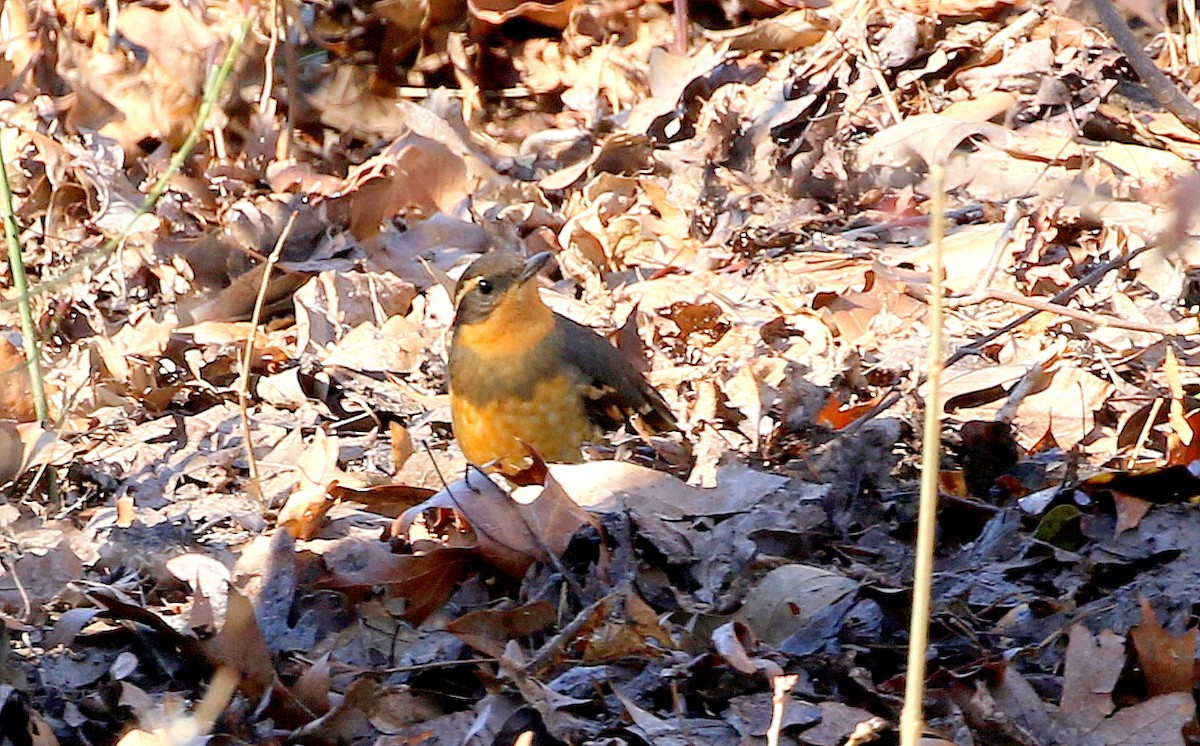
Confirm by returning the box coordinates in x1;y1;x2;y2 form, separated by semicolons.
1129;597;1197;697
446;601;557;657
319;540;477;623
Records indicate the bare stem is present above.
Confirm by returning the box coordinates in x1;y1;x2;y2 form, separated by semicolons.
900;163;946;746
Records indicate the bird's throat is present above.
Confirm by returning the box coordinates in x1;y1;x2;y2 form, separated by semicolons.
453;282;556;361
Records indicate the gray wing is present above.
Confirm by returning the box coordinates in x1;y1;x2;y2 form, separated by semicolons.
555;314;678;434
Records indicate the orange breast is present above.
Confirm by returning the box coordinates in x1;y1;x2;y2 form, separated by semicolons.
451;374;600;474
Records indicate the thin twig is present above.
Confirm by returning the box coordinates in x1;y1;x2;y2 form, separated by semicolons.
944;244;1155;367
0;555;31;622
238;210;298;506
672;0;688;54
899;162;946;746
1088;0;1200;134
279;0;299;160
525;594;614;674
974;288;1196;336
836;204;985;241
259;0;279;113
767;674;800;746
994;358;1052;424
858;0;903;126
1129;397;1164;468
319;656;500;675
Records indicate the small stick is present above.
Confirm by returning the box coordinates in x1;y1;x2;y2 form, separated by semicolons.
767;674;800;746
1129;397;1165;468
976;288;1196;336
1088;0;1200;134
945;244;1154;367
837;205;985;240
238;210;298;506
525;594;614;674
673;0;688;54
899;162;947;746
0;139;48;423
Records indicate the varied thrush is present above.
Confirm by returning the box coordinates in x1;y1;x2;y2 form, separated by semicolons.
448;251;677;476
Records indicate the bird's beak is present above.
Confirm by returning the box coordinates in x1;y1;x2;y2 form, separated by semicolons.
517;252;554;284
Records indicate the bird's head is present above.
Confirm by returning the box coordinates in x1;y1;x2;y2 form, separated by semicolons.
452;251;553;328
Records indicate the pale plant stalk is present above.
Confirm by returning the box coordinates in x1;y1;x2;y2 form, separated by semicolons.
0;139;48;424
767;674;799;746
900;163;946;746
237;210;298;505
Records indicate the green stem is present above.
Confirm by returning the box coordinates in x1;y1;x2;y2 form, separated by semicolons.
0;138;48;424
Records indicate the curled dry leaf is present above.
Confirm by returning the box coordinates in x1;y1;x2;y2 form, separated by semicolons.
396;470;593;577
293;270;417;353
332;134;488;241
711;621;784;678
0;420;60;486
550;460;787;518
468;0;577;30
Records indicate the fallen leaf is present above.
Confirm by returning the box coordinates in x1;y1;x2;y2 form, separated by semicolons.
446;601;557;657
1129;597;1196;697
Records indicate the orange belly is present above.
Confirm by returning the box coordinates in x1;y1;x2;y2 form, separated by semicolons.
451;375;600;474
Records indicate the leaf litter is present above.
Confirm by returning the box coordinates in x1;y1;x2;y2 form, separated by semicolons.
3;0;1200;743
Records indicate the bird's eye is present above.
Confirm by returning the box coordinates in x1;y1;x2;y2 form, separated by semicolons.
477;279;494;295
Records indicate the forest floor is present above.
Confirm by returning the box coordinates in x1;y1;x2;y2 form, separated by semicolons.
3;0;1200;743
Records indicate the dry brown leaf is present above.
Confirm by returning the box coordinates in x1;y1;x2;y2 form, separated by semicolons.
733;564;859;647
0;420;25;486
711;621;784;678
706;9;830;52
855;114;1009;173
319;541;476;623
446;601;557;657
277;429;347;540
0;537;84;616
333;134;486;240
814;392;884;430
1112;491;1153;534
1129;597;1197;697
294;270;417;352
992;625;1194;745
396;470;593;577
581;592;673;662
205;589;276;703
0;338;35;422
62;1;226;152
468;0;576;29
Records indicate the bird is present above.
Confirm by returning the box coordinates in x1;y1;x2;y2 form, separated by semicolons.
448;251;677;477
